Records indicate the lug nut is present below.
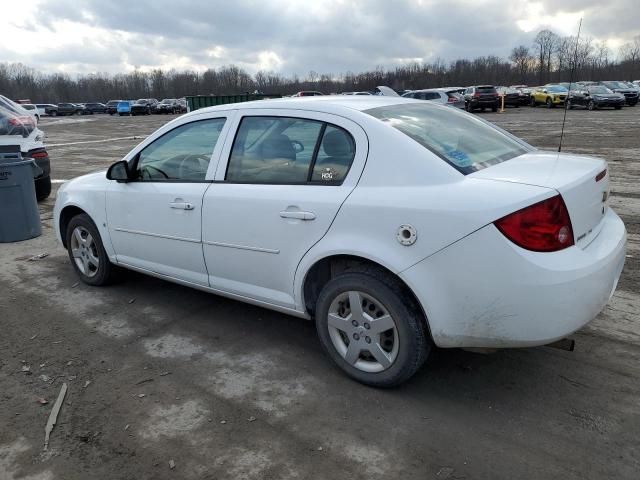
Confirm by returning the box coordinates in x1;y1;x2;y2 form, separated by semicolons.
353;333;360;341
364;323;370;330
365;336;371;344
351;320;359;327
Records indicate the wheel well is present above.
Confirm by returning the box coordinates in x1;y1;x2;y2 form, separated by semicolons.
302;255;432;339
59;206;87;248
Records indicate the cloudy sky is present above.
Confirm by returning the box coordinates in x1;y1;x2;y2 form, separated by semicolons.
1;0;638;76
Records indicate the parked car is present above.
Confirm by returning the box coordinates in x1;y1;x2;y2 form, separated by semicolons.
598;81;639;106
529;85;568;108
342;91;373;96
83;102;107;114
402;88;465;109
463;85;499;112
155;99;181;114
510;85;532;105
291;91;324;97
56;103;84;116
176;98;188;113
106;100;122;115
131;99;159;115
117;101;134;116
567;85;625;110
53;96;626;387
19;104;41;122
36;104;58;116
0;95;51;200
495;87;521;107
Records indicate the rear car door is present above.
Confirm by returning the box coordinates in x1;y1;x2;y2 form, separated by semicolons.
106;114;233;285
202;109;368;308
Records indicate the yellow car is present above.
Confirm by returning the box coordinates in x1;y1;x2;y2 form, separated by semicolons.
530;85;569;108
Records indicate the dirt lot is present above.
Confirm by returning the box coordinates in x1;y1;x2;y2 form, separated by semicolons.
1;107;639;480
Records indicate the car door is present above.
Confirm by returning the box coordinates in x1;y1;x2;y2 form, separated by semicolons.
106;114;233;285
202;109;368;308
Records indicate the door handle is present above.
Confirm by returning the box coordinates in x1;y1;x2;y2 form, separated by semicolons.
279;210;316;221
169;201;194;210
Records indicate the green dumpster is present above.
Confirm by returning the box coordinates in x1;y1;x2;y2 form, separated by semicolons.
186;93;282;112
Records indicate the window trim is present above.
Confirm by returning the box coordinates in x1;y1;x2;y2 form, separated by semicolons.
223;115;356;186
129;117;227;183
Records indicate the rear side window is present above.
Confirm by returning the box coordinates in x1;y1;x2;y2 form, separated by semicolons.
365;103;531;174
226;116;355;184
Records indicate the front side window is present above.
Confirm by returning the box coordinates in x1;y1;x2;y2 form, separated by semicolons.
226;116;355;184
135;118;225;181
365;102;531;174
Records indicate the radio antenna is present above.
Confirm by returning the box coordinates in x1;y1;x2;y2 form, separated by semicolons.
558;18;583;153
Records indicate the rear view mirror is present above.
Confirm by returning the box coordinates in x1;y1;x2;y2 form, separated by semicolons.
106;160;131;182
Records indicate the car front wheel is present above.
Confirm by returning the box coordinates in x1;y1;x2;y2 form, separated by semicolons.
588;100;596;111
546;98;554;108
66;214;117;286
315;271;430;387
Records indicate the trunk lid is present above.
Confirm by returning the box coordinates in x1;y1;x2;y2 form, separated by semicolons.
471;151;609;248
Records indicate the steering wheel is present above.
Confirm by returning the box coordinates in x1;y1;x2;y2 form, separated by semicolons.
141;165;169;179
178;153;210;178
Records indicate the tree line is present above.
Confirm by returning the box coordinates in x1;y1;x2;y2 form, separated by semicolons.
1;30;639;103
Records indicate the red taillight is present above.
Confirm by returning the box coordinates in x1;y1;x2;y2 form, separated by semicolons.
30;150;48;159
447;96;456;103
494;195;574;252
595;169;607;182
474;92;481;97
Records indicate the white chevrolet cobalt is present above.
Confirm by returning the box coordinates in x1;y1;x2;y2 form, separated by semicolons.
54;96;626;387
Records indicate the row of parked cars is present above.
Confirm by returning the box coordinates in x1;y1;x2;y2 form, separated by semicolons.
21;98;188;118
400;80;640;112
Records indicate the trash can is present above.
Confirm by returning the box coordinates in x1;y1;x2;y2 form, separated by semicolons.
0;145;42;242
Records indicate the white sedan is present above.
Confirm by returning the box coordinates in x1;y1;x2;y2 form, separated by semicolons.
54;96;626;387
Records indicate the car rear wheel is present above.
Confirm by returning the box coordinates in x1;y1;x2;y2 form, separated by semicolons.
315;271;430;387
66;214;118;286
530;98;536;107
588;100;596;111
35;176;51;201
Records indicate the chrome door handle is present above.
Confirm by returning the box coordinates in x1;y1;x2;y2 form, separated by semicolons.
279;210;316;221
169;201;194;210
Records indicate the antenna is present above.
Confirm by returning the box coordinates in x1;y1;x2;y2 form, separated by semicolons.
558;18;583;153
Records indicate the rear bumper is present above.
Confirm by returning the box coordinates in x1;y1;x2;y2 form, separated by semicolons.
400;208;626;348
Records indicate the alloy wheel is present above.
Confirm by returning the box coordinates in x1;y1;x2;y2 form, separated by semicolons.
70;226;100;277
327;291;399;373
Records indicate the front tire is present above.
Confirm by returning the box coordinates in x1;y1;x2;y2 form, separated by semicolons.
65;214;117;286
546;98;554;108
588;100;596;111
315;271;430;387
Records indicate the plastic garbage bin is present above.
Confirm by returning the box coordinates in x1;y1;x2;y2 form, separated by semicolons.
0;145;42;242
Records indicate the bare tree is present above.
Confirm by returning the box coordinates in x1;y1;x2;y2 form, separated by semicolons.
509;45;532;83
533;30;559;84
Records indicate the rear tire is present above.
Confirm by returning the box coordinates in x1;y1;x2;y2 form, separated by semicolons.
530;98;536;107
315;270;430;387
65;214;118;286
35;176;51;201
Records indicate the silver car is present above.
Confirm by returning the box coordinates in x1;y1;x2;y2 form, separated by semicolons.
401;88;465;108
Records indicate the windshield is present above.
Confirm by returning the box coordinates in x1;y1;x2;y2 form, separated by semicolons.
365;103;531;174
589;86;612;94
546;86;567;93
603;81;623;89
135;99;148;104
160;99;175;104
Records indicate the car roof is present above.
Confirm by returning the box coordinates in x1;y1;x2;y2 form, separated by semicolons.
190;95;420;116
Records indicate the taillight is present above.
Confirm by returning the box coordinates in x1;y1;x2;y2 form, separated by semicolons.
595;169;607;182
474;92;481;97
447;96;456;103
494;195;574;252
29;150;48;159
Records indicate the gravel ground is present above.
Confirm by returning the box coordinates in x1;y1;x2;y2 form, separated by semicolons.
1;107;638;480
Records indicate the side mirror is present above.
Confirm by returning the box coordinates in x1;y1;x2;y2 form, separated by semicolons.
106;160;131;182
542;89;548;94
583;92;590;96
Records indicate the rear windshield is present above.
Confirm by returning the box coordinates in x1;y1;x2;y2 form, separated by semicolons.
477;87;496;93
365;103;531;174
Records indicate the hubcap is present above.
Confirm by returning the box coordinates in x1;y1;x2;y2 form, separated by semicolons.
70;226;99;277
327;291;399;373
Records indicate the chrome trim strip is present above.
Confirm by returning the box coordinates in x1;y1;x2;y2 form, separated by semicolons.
202;240;280;254
114;227;200;244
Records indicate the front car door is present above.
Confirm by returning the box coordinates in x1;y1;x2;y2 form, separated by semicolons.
201;109;368;309
106;113;233;285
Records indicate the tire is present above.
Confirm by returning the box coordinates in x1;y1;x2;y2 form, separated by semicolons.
546;98;554;108
491;105;498;112
35;176;51;201
464;102;470;112
65;214;118;286
51;110;58;117
566;99;573;110
588;100;596;111
530;98;536;107
315;270;431;387
615;106;622;110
